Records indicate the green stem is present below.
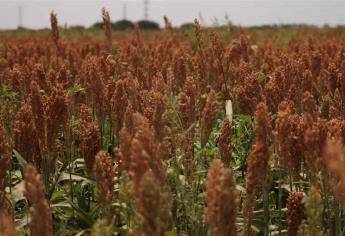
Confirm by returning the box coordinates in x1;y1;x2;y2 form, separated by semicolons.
322;178;332;235
288;170;293;192
263;176;269;236
109;119;114;148
278;165;283;235
69;141;74;203
100;122;104;149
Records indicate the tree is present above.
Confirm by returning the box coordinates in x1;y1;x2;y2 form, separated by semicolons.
137;20;160;30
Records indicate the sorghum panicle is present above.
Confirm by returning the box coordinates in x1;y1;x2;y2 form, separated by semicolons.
129;113;164;194
78;104;101;173
178;76;197;129
44;83;69;148
163;16;173;33
298;187;325;236
244;102;271;236
101;8;112;51
30;81;46;146
24;164;53;236
323;139;345;209
50;11;59;50
137;171;170;236
287;192;305;236
205;159;238;236
94;151;116;218
200;89;217;147
0;214;16;236
193;19;203;48
275;101;306;176
304;118;327;183
13;103;41;166
218;118;232;166
111;79;128;135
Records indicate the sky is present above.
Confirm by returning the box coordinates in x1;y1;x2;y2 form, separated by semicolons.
0;0;345;30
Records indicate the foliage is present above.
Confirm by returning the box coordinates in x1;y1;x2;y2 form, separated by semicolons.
137;20;160;30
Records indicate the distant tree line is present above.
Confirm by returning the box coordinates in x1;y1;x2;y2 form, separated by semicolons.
13;22;341;32
90;19;160;30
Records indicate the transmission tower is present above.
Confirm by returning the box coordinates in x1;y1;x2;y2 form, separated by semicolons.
123;3;127;20
144;0;149;20
18;6;22;28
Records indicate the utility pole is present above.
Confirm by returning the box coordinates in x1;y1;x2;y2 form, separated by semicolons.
144;0;149;20
123;3;127;20
18;6;22;28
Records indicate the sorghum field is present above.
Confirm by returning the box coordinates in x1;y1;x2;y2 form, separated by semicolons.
2;9;345;236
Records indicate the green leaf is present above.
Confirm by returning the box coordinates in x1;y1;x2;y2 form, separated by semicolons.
13;149;28;178
58;172;95;185
10;180;25;203
257;74;269;82
50;190;66;203
165;231;178;236
51;202;72;208
75;229;90;236
66;85;85;95
231;39;240;45
15;213;30;229
225;100;233;122
236;184;246;193
0;85;17;100
67;200;96;227
235;114;253;123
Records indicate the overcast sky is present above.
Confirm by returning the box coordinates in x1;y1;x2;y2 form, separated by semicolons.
1;0;345;29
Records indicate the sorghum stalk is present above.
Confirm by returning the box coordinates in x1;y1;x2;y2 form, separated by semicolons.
263;172;269;236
